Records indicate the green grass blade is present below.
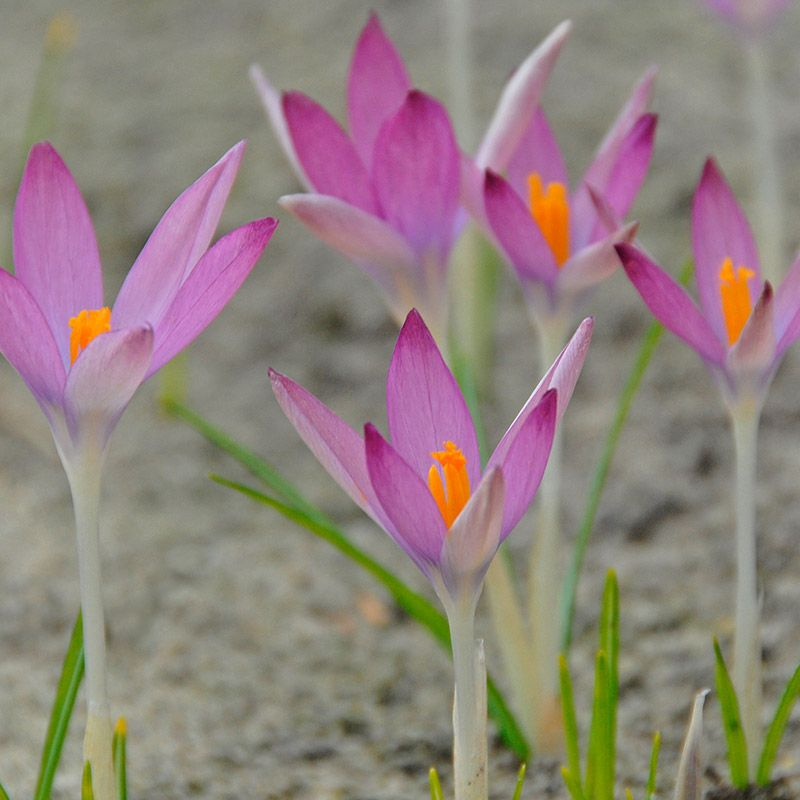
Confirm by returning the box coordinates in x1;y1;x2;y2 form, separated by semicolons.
112;719;127;800
512;764;527;800
645;731;661;800
713;638;749;787
211;474;529;760
585;651;611;800
34;611;84;800
562;767;585;800
559;655;584;800
599;570;620;789
756;661;800;785
0;780;10;800
81;763;94;800
429;767;444;800
560;260;694;652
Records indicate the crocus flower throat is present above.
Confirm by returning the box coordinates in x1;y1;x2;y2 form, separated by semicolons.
69;307;111;363
427;441;471;529
528;172;570;267
719;258;755;345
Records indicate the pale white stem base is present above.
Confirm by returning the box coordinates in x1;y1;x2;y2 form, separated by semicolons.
729;403;763;776
84;712;115;800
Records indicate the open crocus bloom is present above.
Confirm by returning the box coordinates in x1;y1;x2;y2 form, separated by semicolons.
0;141;277;462
473;68;657;325
271;310;592;605
618;157;800;406
251;14;571;338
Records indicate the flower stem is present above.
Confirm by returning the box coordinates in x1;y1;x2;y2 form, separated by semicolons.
448;601;487;800
66;448;115;800
729;403;763;776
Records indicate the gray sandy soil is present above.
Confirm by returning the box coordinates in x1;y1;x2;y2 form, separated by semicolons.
1;1;800;797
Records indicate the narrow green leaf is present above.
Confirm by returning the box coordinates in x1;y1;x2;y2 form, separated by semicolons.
600;570;620;793
645;731;661;800
211;474;529;760
560;260;694;652
429;767;444;800
512;764;527;800
562;767;585;800
756;661;800;785
585;650;611;800
81;763;94;800
0;780;10;800
112;719;127;800
625;788;634;800
34;611;84;800
713;638;749;787
559;655;584;800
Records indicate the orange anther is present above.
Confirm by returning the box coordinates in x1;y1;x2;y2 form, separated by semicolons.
528;173;570;267
719;258;755;346
68;307;111;364
428;441;471;528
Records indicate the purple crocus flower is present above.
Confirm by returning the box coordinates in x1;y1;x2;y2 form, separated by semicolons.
251;15;570;340
0;141;276;798
270;310;592;603
618;157;800;405
702;0;792;35
472;68;657;326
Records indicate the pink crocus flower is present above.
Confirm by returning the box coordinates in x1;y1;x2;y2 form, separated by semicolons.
702;0;792;35
618;157;800;406
0;141;276;799
251;14;570;340
472;68;657;329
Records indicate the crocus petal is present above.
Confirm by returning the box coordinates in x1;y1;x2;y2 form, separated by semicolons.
618;243;727;365
507;106;569;198
250;65;312;190
558;222;637;295
364;422;447;572
269;369;387;527
475;20;571;171
346;13;412;170
371;91;460;259
279;193;418;294
775;301;800;359
13;142;104;366
728;282;776;374
386;310;481;486
439;468;505;597
146;218;277;377
483;171;558;283
691;157;761;343
0;269;66;412
113;142;246;331
63;326;153;445
281;92;376;214
487;389;558;538
773;252;800;337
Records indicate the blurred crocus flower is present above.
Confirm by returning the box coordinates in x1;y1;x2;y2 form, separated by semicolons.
472;68;657;330
618;157;800;406
251;15;571;341
702;0;792;35
0;141;276;799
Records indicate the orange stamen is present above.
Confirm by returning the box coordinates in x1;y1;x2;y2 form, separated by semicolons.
719;258;755;346
68;307;111;364
528;172;570;267
427;441;471;529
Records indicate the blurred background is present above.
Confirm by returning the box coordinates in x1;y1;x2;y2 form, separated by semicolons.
1;1;799;797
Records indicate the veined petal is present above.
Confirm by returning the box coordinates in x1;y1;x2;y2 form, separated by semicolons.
364;423;446;572
487;389;557;538
279;193;418;293
113;142;246;330
13;143;104;366
728;282;776;374
691;158;761;343
372;91;460;259
269;369;387;527
250;65;312;189
484;171;558;283
347;13;412;170
507;107;569;198
147;218;277;377
63;325;153;446
475;20;571;171
281;91;376;214
558;222;637;294
439;468;505;598
618;243;727;365
0;268;66;413
386;310;481;486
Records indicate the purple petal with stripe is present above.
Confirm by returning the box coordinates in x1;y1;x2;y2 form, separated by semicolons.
386;309;480;486
347;13;412;170
507;107;569;199
147;217;277;377
691;158;761;343
618;243;727;365
372;91;460;259
558;222;636;295
113;142;246;331
282;92;376;214
13;143;104;367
